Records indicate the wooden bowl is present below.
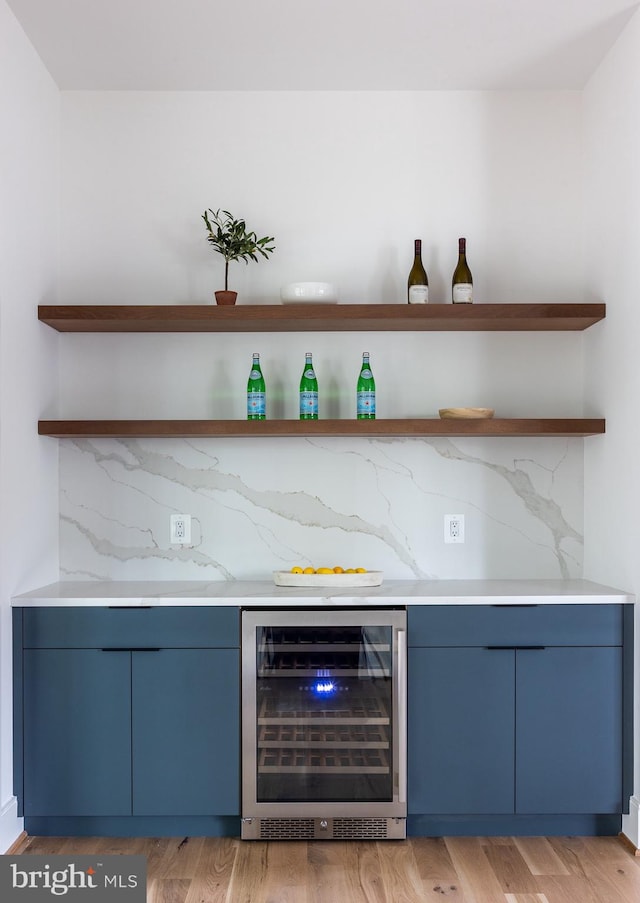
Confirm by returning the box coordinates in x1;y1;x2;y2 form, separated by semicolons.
439;407;495;419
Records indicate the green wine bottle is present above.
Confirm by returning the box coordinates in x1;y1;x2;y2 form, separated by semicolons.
299;352;318;420
408;238;429;304
247;352;266;420
356;352;376;419
452;237;473;303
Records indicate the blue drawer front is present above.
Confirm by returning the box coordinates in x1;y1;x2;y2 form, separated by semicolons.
21;606;239;649
408;604;624;647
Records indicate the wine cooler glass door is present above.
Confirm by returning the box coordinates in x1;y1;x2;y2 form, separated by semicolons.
242;609;406;817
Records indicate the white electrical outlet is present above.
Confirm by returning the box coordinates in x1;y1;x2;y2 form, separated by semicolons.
170;514;192;544
444;514;465;544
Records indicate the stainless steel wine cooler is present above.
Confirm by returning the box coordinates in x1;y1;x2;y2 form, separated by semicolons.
241;609;407;840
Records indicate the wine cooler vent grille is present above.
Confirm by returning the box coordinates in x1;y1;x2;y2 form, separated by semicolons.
332;818;389;839
247;817;405;840
259;818;315;839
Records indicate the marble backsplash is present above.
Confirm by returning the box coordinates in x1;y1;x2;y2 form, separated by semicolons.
58;436;583;582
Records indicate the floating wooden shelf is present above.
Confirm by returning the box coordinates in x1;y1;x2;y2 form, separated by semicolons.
38;418;606;439
38;303;606;333
37;303;606;441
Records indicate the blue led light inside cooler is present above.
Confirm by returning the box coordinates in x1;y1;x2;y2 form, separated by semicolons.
313;680;336;696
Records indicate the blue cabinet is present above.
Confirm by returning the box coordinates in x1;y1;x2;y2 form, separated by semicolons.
15;606;240;832
516;646;622;814
23;649;131;816
133;648;239;816
408;604;632;830
409;647;515;815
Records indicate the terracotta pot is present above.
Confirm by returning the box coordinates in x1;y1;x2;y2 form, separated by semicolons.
214;290;238;306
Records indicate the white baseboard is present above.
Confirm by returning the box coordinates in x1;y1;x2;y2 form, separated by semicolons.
0;796;23;854
622;795;640;851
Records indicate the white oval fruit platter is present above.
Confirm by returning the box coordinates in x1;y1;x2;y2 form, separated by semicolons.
274;568;383;587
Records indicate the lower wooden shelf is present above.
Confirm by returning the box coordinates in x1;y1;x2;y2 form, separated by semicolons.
38;418;606;439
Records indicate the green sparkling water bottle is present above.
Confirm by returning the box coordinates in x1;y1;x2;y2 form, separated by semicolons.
356;352;376;419
247;352;266;420
299;352;318;420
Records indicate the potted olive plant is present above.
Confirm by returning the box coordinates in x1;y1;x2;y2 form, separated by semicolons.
202;208;276;304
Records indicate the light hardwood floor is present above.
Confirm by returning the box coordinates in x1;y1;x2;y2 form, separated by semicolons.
14;834;640;903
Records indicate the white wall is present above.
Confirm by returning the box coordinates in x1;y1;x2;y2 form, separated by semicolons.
0;0;60;850
584;8;640;847
54;91;589;583
59;91;585;308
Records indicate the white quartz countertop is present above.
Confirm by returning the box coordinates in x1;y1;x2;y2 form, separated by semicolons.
11;579;635;607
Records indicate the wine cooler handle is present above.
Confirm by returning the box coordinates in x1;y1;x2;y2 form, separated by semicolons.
397;628;407;805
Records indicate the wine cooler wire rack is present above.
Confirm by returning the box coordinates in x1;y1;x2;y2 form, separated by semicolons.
258;723;390;748
257;642;391;679
258;746;390;774
259;666;389;678
257;694;390;725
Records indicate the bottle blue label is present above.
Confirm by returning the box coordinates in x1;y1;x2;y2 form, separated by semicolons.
249;369;262;380
247;392;266;416
357;391;376;415
300;391;319;415
304;368;316;379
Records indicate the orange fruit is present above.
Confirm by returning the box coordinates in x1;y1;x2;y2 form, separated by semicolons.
333;566;344;573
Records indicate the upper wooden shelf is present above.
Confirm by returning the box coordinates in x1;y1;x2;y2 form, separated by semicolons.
38;303;606;333
38;418;606;439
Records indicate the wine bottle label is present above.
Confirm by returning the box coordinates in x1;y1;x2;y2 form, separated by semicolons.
357;391;376;415
408;285;428;304
247;391;266;416
300;391;319;415
249;369;262;380
453;283;473;303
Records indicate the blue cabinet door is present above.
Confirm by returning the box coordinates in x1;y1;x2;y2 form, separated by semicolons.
132;649;239;816
23;649;131;816
408;647;515;814
516;647;623;814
